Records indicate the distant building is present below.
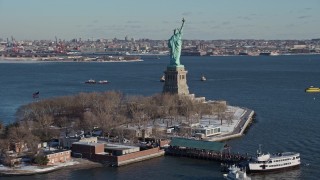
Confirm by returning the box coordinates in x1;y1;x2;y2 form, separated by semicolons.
181;49;206;56
293;44;307;49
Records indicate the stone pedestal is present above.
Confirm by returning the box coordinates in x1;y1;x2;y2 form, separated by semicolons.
163;65;189;95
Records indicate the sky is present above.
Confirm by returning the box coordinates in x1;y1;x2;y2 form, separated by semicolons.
0;0;319;41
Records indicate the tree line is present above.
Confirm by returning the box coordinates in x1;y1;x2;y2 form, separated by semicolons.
0;91;229;157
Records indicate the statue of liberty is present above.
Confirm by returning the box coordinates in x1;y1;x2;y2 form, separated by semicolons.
168;18;185;66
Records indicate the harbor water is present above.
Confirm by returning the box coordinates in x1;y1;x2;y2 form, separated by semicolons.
1;55;320;179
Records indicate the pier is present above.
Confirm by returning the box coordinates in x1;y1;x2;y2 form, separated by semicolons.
164;107;255;163
165;138;250;164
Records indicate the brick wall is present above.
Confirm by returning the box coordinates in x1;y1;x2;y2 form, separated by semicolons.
71;144;163;166
72;143;104;159
91;154;117;164
117;147;162;162
47;150;71;165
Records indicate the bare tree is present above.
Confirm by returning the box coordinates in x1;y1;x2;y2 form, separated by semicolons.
212;102;227;125
225;111;234;126
6;124;40;154
160;93;179;126
80;111;98;135
178;96;197;125
0;138;9;156
33;114;54;141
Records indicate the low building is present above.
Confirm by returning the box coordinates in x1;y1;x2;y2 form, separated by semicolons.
61;136;98;149
70;142;164;167
169;137;225;153
208;100;227;106
45;150;71;165
115;126;153;139
105;144;140;156
72;142;104;159
192;125;221;138
10;142;27;153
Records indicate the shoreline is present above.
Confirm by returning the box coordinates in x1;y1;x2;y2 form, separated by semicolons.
1;53;320;62
0;57;143;63
0;107;254;177
0;158;103;177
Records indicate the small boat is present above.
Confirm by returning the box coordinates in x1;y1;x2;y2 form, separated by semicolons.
160;75;165;82
223;164;251;180
85;79;96;84
305;86;320;93
98;80;109;84
259;52;271;56
247;145;300;173
201;74;206;81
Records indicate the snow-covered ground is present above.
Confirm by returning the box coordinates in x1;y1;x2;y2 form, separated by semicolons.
200;106;245;133
0;160;79;174
151;105;246;134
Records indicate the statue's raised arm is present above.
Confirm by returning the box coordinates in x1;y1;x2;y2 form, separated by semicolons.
179;18;185;33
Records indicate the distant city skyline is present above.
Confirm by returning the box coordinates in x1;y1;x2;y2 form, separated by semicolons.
0;0;320;41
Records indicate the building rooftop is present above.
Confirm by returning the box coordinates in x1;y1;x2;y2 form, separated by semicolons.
43;149;71;155
169;137;225;152
72;142;102;147
105;143;139;151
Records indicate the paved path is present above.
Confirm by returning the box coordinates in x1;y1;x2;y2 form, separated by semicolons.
207;108;255;141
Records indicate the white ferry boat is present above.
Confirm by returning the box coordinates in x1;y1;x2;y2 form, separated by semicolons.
223;164;251;180
248;145;300;173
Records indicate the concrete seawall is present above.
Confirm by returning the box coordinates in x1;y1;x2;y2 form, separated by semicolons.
91;147;165;167
208;109;255;141
117;151;165;166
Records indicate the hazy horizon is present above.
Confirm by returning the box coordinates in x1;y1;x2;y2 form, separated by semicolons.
1;0;319;41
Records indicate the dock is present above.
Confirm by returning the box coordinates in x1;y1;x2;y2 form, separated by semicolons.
165;137;250;164
164;109;255;163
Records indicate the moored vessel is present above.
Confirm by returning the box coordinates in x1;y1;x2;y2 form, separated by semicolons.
259;52;271;56
223;164;251;180
85;79;96;84
160;75;165;82
248;145;300;173
98;80;109;84
201;74;206;81
305;86;320;93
